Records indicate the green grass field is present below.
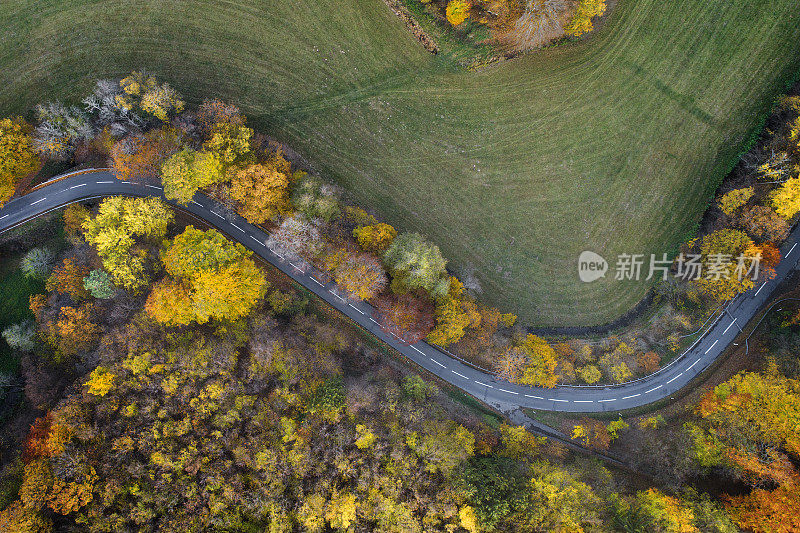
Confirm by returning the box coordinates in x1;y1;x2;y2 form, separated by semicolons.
0;267;44;372
0;0;798;326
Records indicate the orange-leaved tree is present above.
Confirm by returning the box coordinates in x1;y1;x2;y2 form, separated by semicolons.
110;126;184;182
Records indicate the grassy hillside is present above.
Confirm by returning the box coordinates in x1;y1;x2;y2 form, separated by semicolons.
0;0;798;326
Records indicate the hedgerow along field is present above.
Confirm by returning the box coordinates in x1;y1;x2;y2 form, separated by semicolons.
0;0;798;327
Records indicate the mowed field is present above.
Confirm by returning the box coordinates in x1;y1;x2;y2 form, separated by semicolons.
0;0;798;326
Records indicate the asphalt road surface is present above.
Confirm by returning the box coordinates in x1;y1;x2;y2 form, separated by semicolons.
3;169;798;413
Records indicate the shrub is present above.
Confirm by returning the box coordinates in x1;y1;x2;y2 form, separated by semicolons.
2;321;36;351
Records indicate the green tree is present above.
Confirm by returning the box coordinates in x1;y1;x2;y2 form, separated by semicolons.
291;174;340;222
2;320;36;351
458;456;528;529
383;232;450;298
83;269;116;299
409;420;475;475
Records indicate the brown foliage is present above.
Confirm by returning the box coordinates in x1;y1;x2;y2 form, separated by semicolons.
736;205;790;242
110;126;183;182
45;257;91;302
726;481;800;533
23;414;55;463
334;253;387;301
373;293;434;344
63;204;90;240
636;351;660;374
196;99;245;138
47;304;101;358
579;417;611;451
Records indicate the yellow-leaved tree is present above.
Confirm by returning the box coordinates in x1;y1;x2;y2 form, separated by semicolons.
495;334;559;387
116;71;185;121
0;117;39;206
446;0;470;25
564;0;606;37
161;148;225;204
229;162;291;223
771;175;800;219
145;226;268;325
427;277;481;347
82;196;174;291
353;222;397;253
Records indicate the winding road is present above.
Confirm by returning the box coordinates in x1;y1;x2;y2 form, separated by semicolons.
2;168;799;413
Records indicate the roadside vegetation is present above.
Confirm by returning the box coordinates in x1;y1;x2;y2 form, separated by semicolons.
3;75;800;391
0;0;797;327
0;161;754;533
392;0;608;68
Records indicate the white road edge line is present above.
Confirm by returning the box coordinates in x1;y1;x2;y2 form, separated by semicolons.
0;215;8;220
705;339;719;354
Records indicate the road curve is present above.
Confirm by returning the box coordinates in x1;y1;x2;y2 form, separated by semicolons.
2;169;799;413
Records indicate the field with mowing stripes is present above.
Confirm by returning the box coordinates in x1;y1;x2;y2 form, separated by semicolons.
0;0;798;325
